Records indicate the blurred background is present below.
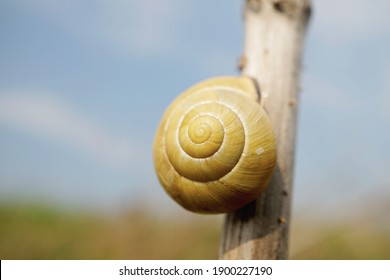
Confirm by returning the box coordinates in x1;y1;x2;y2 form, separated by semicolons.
1;0;389;259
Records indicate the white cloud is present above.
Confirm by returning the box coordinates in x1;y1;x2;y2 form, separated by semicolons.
6;0;191;57
99;0;190;56
312;0;390;44
0;91;135;167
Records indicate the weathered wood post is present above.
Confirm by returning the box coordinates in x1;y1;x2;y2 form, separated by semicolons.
219;0;311;259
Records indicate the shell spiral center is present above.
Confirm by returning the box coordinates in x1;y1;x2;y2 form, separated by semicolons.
166;101;245;182
180;115;224;159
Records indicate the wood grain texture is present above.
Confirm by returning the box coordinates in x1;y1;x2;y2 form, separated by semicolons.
219;0;311;259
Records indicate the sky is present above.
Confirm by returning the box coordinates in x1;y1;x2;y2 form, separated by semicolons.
0;0;389;218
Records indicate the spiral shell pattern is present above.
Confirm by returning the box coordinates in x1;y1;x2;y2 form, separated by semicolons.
154;77;277;213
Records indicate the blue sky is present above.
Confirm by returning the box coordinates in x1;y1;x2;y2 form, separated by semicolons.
1;0;389;217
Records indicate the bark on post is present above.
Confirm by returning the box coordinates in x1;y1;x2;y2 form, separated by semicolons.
219;0;311;259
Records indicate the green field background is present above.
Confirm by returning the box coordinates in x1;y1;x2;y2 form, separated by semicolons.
1;202;389;260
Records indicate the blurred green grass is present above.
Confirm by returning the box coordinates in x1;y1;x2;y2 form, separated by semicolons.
0;203;221;259
0;203;389;259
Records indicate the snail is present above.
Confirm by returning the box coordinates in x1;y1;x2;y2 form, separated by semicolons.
153;76;277;214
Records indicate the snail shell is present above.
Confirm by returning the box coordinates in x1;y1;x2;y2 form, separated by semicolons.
153;77;277;214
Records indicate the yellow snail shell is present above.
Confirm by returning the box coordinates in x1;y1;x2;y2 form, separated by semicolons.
153;77;277;214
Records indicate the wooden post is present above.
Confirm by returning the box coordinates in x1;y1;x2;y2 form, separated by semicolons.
219;0;311;259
